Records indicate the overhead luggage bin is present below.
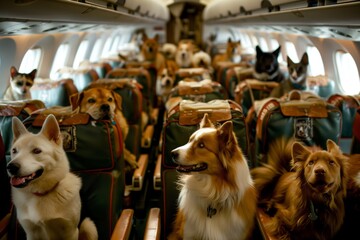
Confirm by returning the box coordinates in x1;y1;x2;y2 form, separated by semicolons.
123;0;170;21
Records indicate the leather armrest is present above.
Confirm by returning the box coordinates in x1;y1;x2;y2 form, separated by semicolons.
256;208;276;240
129;154;148;191
0;213;11;238
111;209;134;240
142;125;154;149
153;155;161;191
143;208;161;240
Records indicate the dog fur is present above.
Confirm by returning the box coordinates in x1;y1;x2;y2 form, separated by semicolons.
139;33;166;71
3;66;37;101
212;38;242;69
168;114;257;240
270;52;309;98
192;50;213;74
253;45;284;82
72;87;138;170
161;43;178;60
156;60;179;104
7;114;97;240
251;138;348;240
175;40;194;68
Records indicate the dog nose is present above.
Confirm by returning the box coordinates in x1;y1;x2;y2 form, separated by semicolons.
171;150;179;162
7;163;20;175
100;104;110;112
315;168;325;176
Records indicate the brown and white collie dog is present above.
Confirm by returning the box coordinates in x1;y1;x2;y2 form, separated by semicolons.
169;114;257;240
251;138;348;240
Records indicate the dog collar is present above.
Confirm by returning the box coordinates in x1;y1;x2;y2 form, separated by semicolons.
32;182;59;196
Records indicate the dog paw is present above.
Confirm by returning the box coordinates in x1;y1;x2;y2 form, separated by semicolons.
126;154;138;169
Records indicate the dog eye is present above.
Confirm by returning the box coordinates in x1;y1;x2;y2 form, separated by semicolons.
198;142;205;148
108;97;113;102
308;160;314;165
329;160;335;165
12;148;17;154
26;82;32;86
32;148;42;154
16;81;23;86
87;98;95;103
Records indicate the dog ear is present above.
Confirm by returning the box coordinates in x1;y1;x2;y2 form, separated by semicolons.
142;32;148;42
326;139;341;154
287;56;294;66
154;34;160;42
113;92;123;111
40;114;62;146
10;66;18;78
273;46;281;57
291;142;311;163
301;52;309;66
12;117;29;142
199;113;214;128
218;121;235;144
69;92;82;111
28;69;37;80
255;45;263;57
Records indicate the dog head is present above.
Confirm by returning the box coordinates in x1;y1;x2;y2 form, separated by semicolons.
292;140;348;199
288;52;309;88
254;45;281;80
171;114;239;175
226;38;242;62
192;51;212;69
161;43;177;60
156;62;177;99
72;87;122;121
176;41;194;68
7;114;68;192
141;33;160;61
10;66;37;97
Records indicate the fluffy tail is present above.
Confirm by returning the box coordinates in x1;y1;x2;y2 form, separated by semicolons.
251;138;295;202
79;217;98;240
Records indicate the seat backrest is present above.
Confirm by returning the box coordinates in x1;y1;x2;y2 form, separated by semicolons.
0;99;46;161
161;99;250;238
0;132;11;221
255;93;342;166
175;68;212;84
56;67;99;92
327;94;360;153
167;79;227;103
30;78;78;107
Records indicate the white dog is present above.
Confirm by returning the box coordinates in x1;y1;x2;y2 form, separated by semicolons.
7;114;98;240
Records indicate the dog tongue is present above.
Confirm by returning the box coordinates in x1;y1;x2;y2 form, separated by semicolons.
10;173;36;187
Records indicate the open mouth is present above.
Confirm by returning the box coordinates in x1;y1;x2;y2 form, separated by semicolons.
10;169;44;188
176;163;207;173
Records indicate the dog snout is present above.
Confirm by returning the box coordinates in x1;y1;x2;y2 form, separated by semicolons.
171;150;179;163
7;162;20;175
315;167;326;176
100;104;110;113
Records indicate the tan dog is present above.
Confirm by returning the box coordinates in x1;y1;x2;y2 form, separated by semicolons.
3;66;37;100
72;87;138;170
251;138;348;240
175;40;195;68
140;33;166;71
169;114;257;240
212;38;242;69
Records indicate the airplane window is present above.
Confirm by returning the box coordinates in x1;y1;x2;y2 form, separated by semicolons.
73;40;89;68
250;35;258;48
50;43;69;79
101;37;113;58
259;37;269;51
19;48;41;74
306;46;325;77
90;39;103;62
285;41;299;62
111;36;120;53
335;51;360;95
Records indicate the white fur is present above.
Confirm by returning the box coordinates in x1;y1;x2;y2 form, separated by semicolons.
8;115;97;240
176;43;193;68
